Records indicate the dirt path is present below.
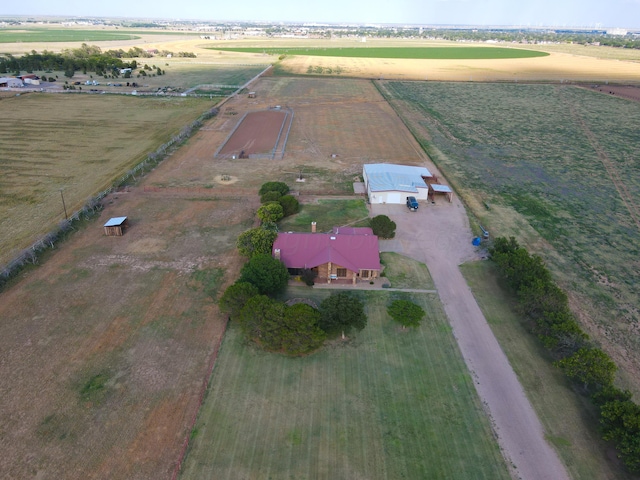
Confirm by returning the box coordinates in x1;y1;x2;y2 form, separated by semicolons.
372;201;570;480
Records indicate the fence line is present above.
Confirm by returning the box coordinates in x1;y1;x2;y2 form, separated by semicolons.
270;110;290;159
0;106;219;285
276;108;295;159
171;316;229;480
213;111;249;158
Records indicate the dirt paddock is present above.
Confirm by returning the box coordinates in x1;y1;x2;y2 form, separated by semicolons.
217;109;289;158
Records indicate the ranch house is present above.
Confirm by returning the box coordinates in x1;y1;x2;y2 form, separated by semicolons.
363;163;433;204
272;227;381;284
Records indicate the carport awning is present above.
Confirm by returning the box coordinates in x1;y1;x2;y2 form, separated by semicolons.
430;184;452;193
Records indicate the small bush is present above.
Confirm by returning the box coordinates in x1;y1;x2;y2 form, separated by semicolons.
300;268;317;286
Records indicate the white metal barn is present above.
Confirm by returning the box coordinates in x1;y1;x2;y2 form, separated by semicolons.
362;164;433;204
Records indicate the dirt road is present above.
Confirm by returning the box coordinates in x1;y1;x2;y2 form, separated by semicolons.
372;200;570;480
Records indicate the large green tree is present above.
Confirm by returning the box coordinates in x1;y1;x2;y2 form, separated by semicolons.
238;297;325;355
257;203;284;224
599;399;640;472
555;347;617;391
239;254;289;295
278;195;300;217
319;292;367;339
387;299;425;329
280;304;326;355
238;295;285;343
369;215;396;239
259;181;290;196
260;190;282;203
218;282;259;318
236;227;278;257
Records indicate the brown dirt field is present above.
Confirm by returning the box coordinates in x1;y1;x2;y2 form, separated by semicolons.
217;110;288;157
146;76;431;197
279;52;640;84
0;179;256;478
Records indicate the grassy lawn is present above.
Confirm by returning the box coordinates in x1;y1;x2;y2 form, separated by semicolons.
181;283;510;479
142;64;268;90
278;199;370;233
380;252;435;290
381;81;640;394
0;94;216;268
211;46;549;59
461;261;634;480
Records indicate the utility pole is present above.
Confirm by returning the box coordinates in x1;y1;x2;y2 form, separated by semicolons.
60;189;68;220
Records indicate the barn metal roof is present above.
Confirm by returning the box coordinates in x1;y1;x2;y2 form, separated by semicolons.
364;164;432;193
104;216;128;227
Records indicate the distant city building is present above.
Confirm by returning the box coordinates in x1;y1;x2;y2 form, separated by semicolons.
607;28;628;36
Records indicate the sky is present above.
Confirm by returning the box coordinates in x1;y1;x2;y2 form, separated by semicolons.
4;0;640;29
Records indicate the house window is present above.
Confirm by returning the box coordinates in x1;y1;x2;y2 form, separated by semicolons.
361;270;369;278
336;268;347;278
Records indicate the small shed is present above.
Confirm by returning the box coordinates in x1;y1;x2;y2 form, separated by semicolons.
104;216;129;236
248;91;256;98
428;184;454;203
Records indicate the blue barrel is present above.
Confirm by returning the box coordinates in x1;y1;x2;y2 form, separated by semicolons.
472;237;482;246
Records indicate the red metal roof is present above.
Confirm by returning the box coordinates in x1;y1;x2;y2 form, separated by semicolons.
331;226;373;235
273;231;381;272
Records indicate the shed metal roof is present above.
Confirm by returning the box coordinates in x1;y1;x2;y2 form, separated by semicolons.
364;164;432;193
104;216;128;227
430;184;452;193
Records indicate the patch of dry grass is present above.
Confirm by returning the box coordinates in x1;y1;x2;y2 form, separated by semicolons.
0;93;216;267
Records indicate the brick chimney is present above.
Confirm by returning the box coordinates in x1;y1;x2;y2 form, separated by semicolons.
311;221;316;233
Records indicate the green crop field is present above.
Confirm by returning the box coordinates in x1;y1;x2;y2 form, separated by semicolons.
0;93;216;268
379;81;640;393
0;28;198;43
461;261;635;480
210;46;549;59
0;28;141;43
180;255;510;480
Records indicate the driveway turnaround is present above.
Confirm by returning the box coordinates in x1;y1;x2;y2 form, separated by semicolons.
372;201;570;480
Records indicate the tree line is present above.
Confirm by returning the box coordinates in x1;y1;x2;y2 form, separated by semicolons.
490;237;640;472
325;27;640;50
0;43;195;77
0;44;135;76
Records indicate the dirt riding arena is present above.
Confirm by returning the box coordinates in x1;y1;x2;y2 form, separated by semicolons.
216;109;291;159
586;84;640;102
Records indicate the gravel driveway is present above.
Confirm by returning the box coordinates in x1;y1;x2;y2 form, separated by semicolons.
372;200;570;480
